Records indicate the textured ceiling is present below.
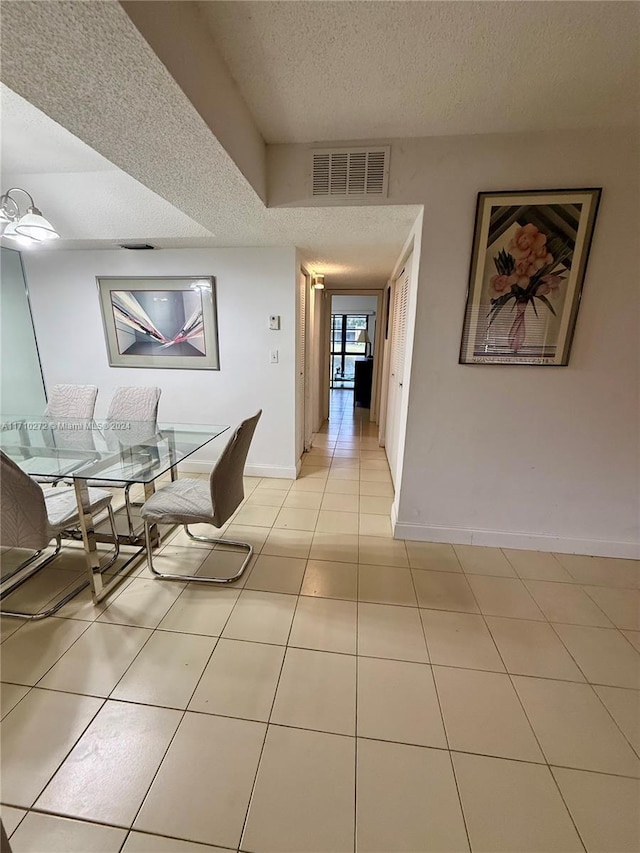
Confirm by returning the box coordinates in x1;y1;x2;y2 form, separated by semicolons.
0;85;213;244
199;0;640;143
1;85;112;175
0;2;417;286
4;1;632;284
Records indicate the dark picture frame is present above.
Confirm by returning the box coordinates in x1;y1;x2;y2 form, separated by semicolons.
97;276;220;370
459;188;601;365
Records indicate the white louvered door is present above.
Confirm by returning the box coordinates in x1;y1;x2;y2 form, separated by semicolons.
385;252;412;486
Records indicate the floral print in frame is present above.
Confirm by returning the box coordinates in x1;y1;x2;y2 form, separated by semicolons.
459;188;601;365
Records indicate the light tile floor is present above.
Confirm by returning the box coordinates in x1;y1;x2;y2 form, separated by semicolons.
1;392;639;852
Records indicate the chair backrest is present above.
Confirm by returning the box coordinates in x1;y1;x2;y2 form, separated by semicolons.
209;411;262;527
106;386;161;422
0;451;50;549
45;384;98;419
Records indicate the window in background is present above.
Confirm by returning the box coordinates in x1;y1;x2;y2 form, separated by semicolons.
330;314;368;389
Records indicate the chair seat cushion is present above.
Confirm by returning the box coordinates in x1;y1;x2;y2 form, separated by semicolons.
43;486;113;534
141;479;214;525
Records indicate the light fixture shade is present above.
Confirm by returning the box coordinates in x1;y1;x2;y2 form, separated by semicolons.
14;207;59;241
357;329;371;344
313;274;325;289
3;219;40;247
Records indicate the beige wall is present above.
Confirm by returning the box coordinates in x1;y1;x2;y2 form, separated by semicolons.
23;247;298;478
393;129;639;556
272;127;640;556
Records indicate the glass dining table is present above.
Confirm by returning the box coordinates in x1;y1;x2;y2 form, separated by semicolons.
0;416;229;605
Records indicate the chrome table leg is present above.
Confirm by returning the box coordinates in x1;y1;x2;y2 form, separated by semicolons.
74;478;104;603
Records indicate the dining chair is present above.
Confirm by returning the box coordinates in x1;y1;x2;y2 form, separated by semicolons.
36;384;99;486
44;384;98;418
0;450;120;619
105;385;161;422
70;386;161;536
140;410;262;584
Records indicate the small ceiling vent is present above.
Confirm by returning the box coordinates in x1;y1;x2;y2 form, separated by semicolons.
311;147;389;199
119;243;156;250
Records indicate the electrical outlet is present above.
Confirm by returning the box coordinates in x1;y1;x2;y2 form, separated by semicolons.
270;349;279;364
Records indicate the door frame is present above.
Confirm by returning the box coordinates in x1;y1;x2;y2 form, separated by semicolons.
377;280;394;447
303;268;314;453
321;289;385;424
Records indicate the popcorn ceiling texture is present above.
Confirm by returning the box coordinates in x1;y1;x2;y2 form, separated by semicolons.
200;0;640;144
0;1;419;286
0;1;261;230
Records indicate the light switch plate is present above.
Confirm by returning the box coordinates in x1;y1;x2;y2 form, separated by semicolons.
270;349;279;364
269;315;281;330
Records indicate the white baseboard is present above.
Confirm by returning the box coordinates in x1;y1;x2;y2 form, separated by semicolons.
392;520;640;559
390;499;399;531
176;461;213;475
245;464;297;480
178;461;297;480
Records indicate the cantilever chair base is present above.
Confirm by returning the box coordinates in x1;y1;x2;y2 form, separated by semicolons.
0;538;63;587
0;506;121;620
144;523;253;584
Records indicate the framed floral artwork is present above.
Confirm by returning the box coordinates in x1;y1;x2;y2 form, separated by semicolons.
459;188;601;365
97;276;220;370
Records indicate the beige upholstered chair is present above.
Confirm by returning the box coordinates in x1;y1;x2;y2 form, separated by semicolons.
141;411;262;583
105;385;161;422
72;386;161;535
0;450;119;619
36;384;99;485
44;384;98;418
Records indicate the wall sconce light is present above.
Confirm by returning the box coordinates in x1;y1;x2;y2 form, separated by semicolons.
0;188;60;247
312;274;325;290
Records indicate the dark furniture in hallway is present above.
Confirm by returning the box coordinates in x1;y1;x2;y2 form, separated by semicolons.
354;358;373;408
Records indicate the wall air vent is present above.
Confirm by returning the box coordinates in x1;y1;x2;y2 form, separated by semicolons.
311;147;389;199
119;243;156;250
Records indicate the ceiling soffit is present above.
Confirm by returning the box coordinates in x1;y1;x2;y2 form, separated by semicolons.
0;1;420;286
121;0;268;203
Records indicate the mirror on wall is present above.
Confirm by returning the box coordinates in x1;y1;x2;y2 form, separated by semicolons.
0;247;46;414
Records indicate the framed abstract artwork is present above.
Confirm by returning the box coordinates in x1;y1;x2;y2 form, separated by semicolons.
459;188;601;365
97;276;220;370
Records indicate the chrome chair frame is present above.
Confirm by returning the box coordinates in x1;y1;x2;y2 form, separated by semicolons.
144;523;253;584
140;411;262;585
0;504;120;620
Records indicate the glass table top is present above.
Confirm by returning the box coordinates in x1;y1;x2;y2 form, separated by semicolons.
0;416;229;483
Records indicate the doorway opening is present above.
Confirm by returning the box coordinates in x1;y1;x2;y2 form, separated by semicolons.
329;295;377;422
330;313;369;389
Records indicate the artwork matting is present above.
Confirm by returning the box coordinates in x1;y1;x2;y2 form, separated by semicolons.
97;276;220;370
459;188;601;366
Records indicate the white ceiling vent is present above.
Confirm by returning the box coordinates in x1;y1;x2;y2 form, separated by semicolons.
311;147;389;199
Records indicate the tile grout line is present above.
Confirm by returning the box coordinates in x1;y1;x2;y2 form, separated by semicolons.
236;566;304;853
408;556;473;853
8;802;238;853
4;739;639;818
117;564;248;849
469;570;590;852
353;519;361;853
545;621;640;762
